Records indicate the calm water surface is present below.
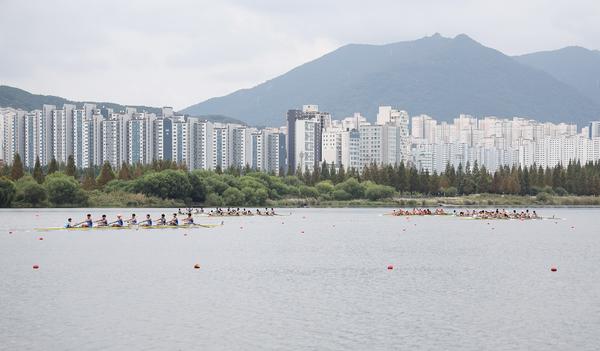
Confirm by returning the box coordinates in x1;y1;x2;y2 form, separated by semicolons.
1;208;599;350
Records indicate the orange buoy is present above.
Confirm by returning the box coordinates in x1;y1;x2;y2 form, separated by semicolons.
550;266;557;272
387;265;394;270
193;264;200;269
32;265;39;269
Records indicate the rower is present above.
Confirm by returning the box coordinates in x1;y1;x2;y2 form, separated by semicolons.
155;214;167;225
183;213;194;225
65;218;73;228
127;213;137;225
77;214;93;228
168;213;179;226
140;214;152;226
110;214;124;227
95;214;108;227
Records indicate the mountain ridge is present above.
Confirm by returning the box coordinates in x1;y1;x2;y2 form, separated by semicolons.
182;34;600;127
0;85;247;125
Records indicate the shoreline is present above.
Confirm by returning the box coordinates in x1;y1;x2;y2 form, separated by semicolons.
6;194;600;209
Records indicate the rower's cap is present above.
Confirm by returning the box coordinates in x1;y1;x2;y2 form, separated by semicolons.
117;214;122;217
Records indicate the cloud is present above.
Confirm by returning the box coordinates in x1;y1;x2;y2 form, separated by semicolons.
1;0;599;110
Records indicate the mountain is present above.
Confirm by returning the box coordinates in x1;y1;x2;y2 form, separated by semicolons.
0;85;246;125
0;85;162;114
181;34;600;127
514;46;600;105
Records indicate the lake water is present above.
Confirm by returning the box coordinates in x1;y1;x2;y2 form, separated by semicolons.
1;207;599;350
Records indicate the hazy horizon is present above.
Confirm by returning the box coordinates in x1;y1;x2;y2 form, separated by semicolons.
1;0;599;110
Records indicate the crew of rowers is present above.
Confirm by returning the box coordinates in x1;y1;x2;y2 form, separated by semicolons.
391;208;447;216
390;208;540;219
452;209;540;219
208;207;277;216
65;212;196;228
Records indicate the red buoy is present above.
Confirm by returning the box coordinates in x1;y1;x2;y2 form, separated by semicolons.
38;237;43;240
550;266;557;272
193;264;200;269
32;265;39;269
8;231;12;234
387;265;394;270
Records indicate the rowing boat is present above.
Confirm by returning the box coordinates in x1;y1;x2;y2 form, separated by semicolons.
38;223;223;231
198;213;291;217
456;216;563;221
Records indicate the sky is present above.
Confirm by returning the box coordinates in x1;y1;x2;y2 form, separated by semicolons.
1;0;599;110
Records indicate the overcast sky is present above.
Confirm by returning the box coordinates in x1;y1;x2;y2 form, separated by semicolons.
1;0;599;110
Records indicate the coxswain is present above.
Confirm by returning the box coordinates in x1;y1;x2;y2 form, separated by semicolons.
168;213;179;226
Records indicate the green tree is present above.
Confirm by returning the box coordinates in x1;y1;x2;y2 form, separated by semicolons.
0;177;16;207
133;169;192;199
10;153;24;180
33;156;44;184
44;173;87;206
97;161;116;187
335;178;364;198
47;158;59;174
65;155;77;177
364;183;395;200
205;193;224;206
320;161;330;181
14;176;47;206
223;187;245;206
188;171;207;202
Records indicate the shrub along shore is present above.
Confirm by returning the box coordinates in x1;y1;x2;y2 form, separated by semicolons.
1;153;599;208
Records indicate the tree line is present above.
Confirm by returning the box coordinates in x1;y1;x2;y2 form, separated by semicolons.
1;153;599;207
